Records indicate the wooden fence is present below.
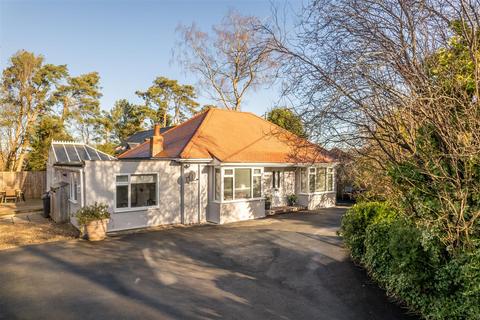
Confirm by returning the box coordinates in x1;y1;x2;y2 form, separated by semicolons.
0;171;46;199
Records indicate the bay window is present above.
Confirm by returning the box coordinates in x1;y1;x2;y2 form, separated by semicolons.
214;168;221;201
252;169;262;198
327;168;334;191
301;166;334;193
214;167;263;201
235;168;251;199
115;174;158;210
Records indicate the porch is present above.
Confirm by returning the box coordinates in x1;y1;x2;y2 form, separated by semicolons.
266;205;307;216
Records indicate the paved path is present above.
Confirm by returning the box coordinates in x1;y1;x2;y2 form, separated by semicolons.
0;212;49;225
0;207;418;320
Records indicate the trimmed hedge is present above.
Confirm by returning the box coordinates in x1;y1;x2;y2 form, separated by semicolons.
340;202;480;320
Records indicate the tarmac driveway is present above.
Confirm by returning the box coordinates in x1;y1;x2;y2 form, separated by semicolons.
0;206;417;320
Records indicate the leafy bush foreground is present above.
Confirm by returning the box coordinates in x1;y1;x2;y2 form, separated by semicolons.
340;202;480;320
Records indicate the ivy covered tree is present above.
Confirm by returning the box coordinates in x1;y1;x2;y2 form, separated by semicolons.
27;115;71;170
106;99;148;143
0;50;103;170
54;72;102;144
136;76;199;127
267;107;306;138
0;50;67;171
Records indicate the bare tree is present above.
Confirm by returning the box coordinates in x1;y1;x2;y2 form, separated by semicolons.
264;0;480;248
176;11;276;110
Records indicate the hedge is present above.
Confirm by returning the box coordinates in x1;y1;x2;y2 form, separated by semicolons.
340;202;480;320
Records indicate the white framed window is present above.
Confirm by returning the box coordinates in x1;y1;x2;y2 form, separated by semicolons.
69;174;79;203
115;173;158;211
214;167;263;202
272;170;281;189
327;168;334;191
252;169;262;198
214;168;221;201
301;166;335;193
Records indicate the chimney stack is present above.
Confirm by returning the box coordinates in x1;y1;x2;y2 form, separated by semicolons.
150;124;164;157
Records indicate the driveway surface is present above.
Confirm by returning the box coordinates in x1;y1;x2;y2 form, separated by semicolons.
0;206;417;320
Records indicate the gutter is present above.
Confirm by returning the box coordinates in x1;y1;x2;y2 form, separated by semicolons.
80;168;85;207
180;164;185;224
197;164;201;224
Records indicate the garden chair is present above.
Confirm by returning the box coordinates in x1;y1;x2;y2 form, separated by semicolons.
3;189;18;203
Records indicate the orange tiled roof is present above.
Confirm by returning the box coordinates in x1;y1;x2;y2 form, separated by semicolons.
118;108;333;164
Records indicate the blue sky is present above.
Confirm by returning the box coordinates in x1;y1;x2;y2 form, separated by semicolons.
0;0;298;116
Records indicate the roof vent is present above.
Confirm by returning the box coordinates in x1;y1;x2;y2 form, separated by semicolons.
150;124;164;157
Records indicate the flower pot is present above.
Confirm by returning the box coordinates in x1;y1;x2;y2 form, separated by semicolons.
85;219;109;241
265;201;272;210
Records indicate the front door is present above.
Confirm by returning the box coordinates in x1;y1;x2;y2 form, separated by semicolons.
271;170;283;207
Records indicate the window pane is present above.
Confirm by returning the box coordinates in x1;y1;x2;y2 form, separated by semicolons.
316;168;326;192
131;174;157;207
116;175;128;183
253;175;261;198
301;168;308;193
116;185;129;208
224;169;233;175
309;173;316;193
235;168;251;199
253;169;261;175
74;181;78;201
224;177;233;200
215;168;221;201
76;184;81;201
327;168;334;191
131;174;155;183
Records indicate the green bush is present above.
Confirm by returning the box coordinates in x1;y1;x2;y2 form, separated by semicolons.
75;202;110;226
341;201;480;319
340;202;397;261
287;194;297;206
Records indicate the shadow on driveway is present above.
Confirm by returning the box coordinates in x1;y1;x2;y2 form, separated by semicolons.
0;206;418;320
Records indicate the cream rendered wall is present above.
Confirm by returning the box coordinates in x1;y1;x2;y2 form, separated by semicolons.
297;193;336;210
83;160;182;232
219;199;265;224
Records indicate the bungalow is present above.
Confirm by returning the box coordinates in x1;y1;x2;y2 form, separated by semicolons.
47;108;337;232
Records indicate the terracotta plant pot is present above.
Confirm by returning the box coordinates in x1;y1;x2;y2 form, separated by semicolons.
85;219;109;241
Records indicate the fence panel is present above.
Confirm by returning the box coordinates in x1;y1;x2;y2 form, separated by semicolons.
0;171;46;199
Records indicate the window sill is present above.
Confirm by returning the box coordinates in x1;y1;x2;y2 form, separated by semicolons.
114;205;159;213
213;197;265;204
69;199;78;204
298;191;335;195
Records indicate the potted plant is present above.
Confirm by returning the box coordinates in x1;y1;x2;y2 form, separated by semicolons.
75;202;110;241
287;194;297;206
265;194;272;210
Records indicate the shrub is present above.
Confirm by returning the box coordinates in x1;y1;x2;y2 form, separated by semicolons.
340;202;397;261
364;219;439;311
287;194;297;206
75;202;110;226
341;200;480;319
